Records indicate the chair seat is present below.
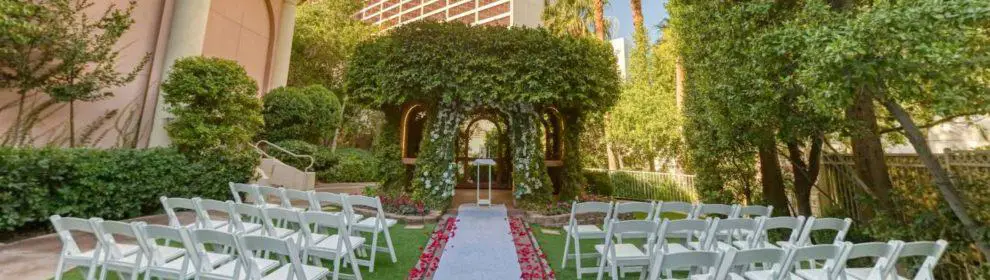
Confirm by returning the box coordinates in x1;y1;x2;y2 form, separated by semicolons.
667;242;699;253
262;263;330;280
206;219;229;229
655;274;716;280
741;270;779;280
564;225;605;238
353;217;397;231
105;253;148;270
713;241;735;252
593;244;648;260
273;227;298;239
314;235;366;251
154;256;197;277
795;269;830;280
209;256;279;279
845;268;882;280
203;251;236;267
157;246;186;262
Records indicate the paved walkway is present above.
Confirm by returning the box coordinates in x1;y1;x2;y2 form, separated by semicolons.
0;213;195;280
433;204;521;279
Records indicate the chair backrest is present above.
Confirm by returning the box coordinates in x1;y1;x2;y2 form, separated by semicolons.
887;240;948;280
348;194;385;221
756;216;806;246
311;192;358;224
140;224;198;267
50;215;98;256
714;248;787;280
710;218;759;246
232;203;276;236
653;201;694;220
607;219;659;239
692;203;739;219
265;207;304;233
282;189;314;210
796;217;852;246
301;211;350;250
195;198;234;229
647;251;723;280
95;219;143;259
613;201;655;221
238;235;309;280
840;241;903;280
256;185;284;205
737;205;773;218
161;196;199;228
654;218;713;253
190;229;243;276
229;182;262;204
568;201;612;229
781;243;849;280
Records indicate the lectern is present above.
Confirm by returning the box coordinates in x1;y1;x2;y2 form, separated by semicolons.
472;158;496;206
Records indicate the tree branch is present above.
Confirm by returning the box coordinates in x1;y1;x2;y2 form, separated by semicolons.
879;111;986;134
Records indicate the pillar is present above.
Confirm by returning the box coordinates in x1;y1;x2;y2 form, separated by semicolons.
147;0;213;147
269;0;298;89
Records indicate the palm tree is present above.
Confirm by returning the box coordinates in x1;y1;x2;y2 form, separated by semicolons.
593;0;607;40
542;0;610;38
630;0;643;31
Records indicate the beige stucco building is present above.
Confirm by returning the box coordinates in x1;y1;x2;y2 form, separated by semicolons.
0;0;303;148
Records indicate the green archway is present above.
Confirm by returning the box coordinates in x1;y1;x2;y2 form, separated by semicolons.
347;22;620;207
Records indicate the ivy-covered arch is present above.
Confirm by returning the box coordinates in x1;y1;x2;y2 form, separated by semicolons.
347;22;620;206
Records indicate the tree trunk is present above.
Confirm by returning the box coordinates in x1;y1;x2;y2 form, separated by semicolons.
758;139;791;216
594;0;606;40
786;136;823;217
675;58;685;111
881;98;990;262
12;91;27;147
630;0;643;31
69;100;75;148
846;91;894;206
330;95;348;153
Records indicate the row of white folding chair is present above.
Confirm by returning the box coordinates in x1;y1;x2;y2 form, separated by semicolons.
229;183;398;272
50;211;367;280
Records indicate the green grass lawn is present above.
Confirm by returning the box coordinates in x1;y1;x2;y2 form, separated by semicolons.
532;224;650;280
55;222;435;280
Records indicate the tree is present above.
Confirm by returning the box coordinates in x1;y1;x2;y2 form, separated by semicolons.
43;0;148;147
288;0;374;152
161;57;263;156
542;0;595;37
261;85;341;145
0;0;59;146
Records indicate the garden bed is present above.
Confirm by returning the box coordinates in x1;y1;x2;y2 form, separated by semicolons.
352;207;443;225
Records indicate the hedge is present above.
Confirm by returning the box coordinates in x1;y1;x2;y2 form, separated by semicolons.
0;147;256;231
271;141;377;183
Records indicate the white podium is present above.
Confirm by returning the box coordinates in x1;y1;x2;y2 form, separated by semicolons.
472;158;496;206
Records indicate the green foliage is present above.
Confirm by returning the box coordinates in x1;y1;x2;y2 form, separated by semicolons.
411;103;461;206
162;57;263;157
269;140;335;173
347;21;620;112
583;170;614;196
288;0;375;90
542;0;609;38
0;147;255;231
326;148;377;182
261;85;341;144
372;108;406;191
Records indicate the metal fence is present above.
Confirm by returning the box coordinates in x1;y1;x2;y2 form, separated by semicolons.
820;149;990;280
585;168;699;202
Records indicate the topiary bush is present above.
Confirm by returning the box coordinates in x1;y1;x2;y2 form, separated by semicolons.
0;147;256;231
270;140;336;173
261;85;341;144
162;57;263;157
324;148;377;182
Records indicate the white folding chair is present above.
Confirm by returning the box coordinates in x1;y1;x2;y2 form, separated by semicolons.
301;211;365;280
714;247;788;280
595;220;658;280
237;235;330;280
263;207;304;242
229;182;262;205
256;185;286;209
736;205;773;218
347;195;398;272
138;225;198;280
310;192;364;226
51;215;105;280
653;201;695;220
562;201;613;278
94;220;148;280
840;241;903;280
229;203;269;235
160;197;200;229
612;201;656;242
281;189;313;212
742;216;805;250
707;218;760;252
782;243;849;280
652;218;714;255
188;229;258;280
692;203;740;219
785;217;852;249
645;250;724;280
884;240;948;280
193;198;232;231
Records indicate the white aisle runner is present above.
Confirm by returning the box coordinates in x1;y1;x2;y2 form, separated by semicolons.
432;204;521;280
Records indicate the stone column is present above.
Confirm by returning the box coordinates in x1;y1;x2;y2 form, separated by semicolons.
147;0;213;147
269;0;299;89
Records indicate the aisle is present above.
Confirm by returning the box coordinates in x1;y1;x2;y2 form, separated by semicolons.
432;204;521;280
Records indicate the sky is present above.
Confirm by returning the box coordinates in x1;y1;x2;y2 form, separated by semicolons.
604;0;669;44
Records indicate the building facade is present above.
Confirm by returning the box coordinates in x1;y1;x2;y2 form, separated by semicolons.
0;0;301;148
358;0;545;29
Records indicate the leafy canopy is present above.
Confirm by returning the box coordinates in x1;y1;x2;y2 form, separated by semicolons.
288;0;375;90
347;21;621;112
261;85;341;145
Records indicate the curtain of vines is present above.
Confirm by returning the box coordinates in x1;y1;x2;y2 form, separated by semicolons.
372;106;405;192
558;110;585;200
507;104;553;201
411;101;464;206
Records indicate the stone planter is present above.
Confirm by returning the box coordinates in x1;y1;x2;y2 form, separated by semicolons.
352;207;443;225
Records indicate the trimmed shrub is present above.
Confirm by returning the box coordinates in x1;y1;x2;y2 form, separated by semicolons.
270;140;336;173
0;147;256;231
162;57;263;156
261;85;341;144
324;148;376;182
583;170;614;196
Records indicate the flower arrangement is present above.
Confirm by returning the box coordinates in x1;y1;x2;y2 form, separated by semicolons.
409;217;458;279
380;193;429;216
